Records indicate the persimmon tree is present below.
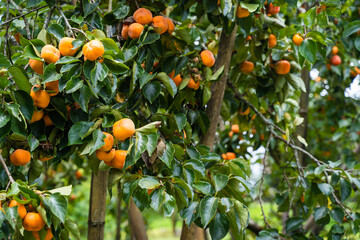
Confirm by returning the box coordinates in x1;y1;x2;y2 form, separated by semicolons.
1;0;360;240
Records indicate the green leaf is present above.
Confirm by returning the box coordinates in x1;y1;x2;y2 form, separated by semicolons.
47;24;65;40
299;39;317;64
240;2;259;12
174;113;187;132
138;176;160;189
136;121;161;134
313;207;329;222
159;142;175;169
193;181;214;195
163;192;176;217
143;81;161;104
27;134;39;152
4;206;21;230
64;218;80;240
8;66;31;93
103;58;129;74
306;31;327;46
124;46;138;62
209;213;229;240
150;188;164;212
257;229;280;240
304;8;316;28
13;90;33;121
140;32;160;45
23;45;41;60
285;217;304;232
43;63;61;83
340;178;351;201
72;85;91;112
29;158;44;182
0;109;10;128
157;72;177;97
56;56;81;65
43;193;68;223
66;77;84;94
100;38;119;52
90;62;109;85
48;186;72;196
330;208;344;224
82;0;99;17
214;174;229;192
68;121;94;145
210;65;224;81
184;159;205;177
180;201;198;225
317;183;333;196
199;196;218;228
343;20;360;39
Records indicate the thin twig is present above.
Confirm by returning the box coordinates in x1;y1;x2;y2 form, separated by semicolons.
9;0;31;39
71;28;89;39
44;6;55;29
258;133;272;229
134;0;139;9
0;154;15;184
0;6;47;27
55;6;75;38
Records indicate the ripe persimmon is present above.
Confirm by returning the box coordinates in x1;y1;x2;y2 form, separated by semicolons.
268;34;277;48
29;59;44;74
32;228;53;240
236;7;250;18
96;149;116;162
240;61;254;74
169;71;182;86
292;33;303;46
121;25;129;40
45;80;59;96
152;16;168;34
113;118;136;141
231;124;239;133
9;200;27;219
330;55;341;65
166;17;175;34
30;85;51;109
187;78;200;90
331;46;338;55
82;40;105;61
108;150;127;169
43;115;53;127
228;131;234;138
221;153;227;160
99;132;114;152
75;170;82;179
59;37;78;56
10;149;31;166
30;109;44;123
41;45;60;64
128;23;144;39
275;60;291;75
200;50;215;67
133;8;153;25
23;212;45;231
226;152;236;160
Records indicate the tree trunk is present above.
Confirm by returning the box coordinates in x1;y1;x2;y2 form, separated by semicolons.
199;26;238;149
115;196;122;240
180;26;238;240
128;199;148;240
295;69;310;164
87;170;108;240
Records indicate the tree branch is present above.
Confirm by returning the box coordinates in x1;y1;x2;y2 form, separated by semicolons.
0;154;15;184
0;6;47;28
56;6;75;38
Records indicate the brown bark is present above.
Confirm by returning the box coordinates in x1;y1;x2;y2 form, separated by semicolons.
181;26;238;240
128;199;148;240
87;170;108;240
199;26;238;149
115;196;122;240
